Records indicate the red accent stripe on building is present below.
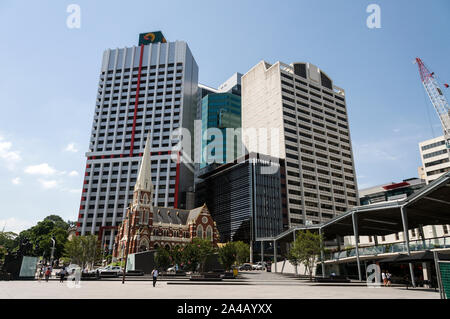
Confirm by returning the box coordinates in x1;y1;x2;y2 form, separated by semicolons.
382;182;410;190
174;152;181;208
129;44;145;157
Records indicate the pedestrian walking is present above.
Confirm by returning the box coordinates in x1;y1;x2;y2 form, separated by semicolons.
59;266;66;283
386;271;392;287
151;268;159;287
44;266;52;282
38;266;44;282
382;270;387;287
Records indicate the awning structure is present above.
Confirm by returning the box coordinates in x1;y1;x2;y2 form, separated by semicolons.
257;172;450;281
320;171;450;238
379;251;450;264
258;172;450;242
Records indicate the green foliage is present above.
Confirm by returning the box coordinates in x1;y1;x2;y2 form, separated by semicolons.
181;238;215;273
64;235;101;269
104;254;113;264
169;246;183;267
154;247;171;270
110;260;125;267
218;242;237;271
0;246;7;262
234;241;250;265
290;230;323;281
17;215;70;260
0;231;19;253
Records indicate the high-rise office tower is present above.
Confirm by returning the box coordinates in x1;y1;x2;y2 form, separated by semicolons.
196;73;242;173
76;32;198;249
242;61;359;228
419;135;450;184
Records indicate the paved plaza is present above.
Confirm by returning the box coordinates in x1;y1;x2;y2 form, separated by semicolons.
0;271;439;299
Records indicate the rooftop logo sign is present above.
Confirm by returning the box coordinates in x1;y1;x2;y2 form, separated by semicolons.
138;31;167;45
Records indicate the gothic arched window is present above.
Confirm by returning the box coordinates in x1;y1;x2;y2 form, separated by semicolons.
206;226;213;241
196;225;203;239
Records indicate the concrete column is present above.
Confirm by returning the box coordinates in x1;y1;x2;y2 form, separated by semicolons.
352;212;362;281
337;235;342;252
274;240;277;273
261;241;264;263
400;206;416;288
419;225;426;249
422;262;430;288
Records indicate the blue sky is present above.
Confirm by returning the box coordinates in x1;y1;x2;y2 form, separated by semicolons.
0;0;449;233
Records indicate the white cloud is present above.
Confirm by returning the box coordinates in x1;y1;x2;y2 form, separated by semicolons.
0;217;33;234
68;170;79;177
64;143;78;153
0;135;21;169
11;177;21;185
38;179;59;189
62;188;81;195
24;163;57;176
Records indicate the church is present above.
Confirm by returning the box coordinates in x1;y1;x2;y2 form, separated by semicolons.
113;134;219;258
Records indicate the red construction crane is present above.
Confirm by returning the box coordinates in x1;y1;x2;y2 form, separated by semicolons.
415;57;450;149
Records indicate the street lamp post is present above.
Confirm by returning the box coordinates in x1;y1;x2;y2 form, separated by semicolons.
50;237;56;267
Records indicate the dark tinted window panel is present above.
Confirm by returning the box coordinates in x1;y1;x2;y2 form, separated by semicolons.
320;72;332;90
294;63;307;78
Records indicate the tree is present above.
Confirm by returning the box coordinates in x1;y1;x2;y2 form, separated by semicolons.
234;241;250;265
17;215;69;261
154;247;171;270
0;246;7;263
218;242;237;271
287;248;299;276
64;235;101;269
169;246;183;268
0;231;19;253
181;238;214;273
290;230;323;281
43;215;70;230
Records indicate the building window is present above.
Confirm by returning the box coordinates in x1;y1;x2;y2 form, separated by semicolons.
444;225;449;235
206;226;213;241
196;225;203;239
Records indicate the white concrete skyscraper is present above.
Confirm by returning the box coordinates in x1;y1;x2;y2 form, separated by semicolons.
418;135;450;184
241;61;359;228
76;32;198;249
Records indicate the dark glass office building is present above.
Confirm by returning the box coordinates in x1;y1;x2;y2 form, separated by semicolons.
195;153;285;243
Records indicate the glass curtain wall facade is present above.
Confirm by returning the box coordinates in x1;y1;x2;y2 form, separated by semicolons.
195;153;284;243
201;93;242;168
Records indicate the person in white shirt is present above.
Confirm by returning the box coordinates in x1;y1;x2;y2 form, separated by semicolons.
386;271;392;287
382;271;387;286
151;268;159;287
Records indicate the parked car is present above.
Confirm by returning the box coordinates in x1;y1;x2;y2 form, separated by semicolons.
253;262;265;271
239;263;253;271
98;265;123;276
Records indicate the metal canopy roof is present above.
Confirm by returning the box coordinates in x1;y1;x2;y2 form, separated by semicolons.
259;172;450;242
321;171;450;238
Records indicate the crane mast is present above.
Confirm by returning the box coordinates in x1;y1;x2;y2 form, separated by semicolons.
415;58;450;148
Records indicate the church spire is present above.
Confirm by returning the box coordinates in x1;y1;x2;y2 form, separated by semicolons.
134;132;153;192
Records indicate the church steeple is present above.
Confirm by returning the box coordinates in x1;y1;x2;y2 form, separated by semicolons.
135;132;154;192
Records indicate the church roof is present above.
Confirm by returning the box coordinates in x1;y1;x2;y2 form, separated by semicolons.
134;132;154;192
152;205;207;226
